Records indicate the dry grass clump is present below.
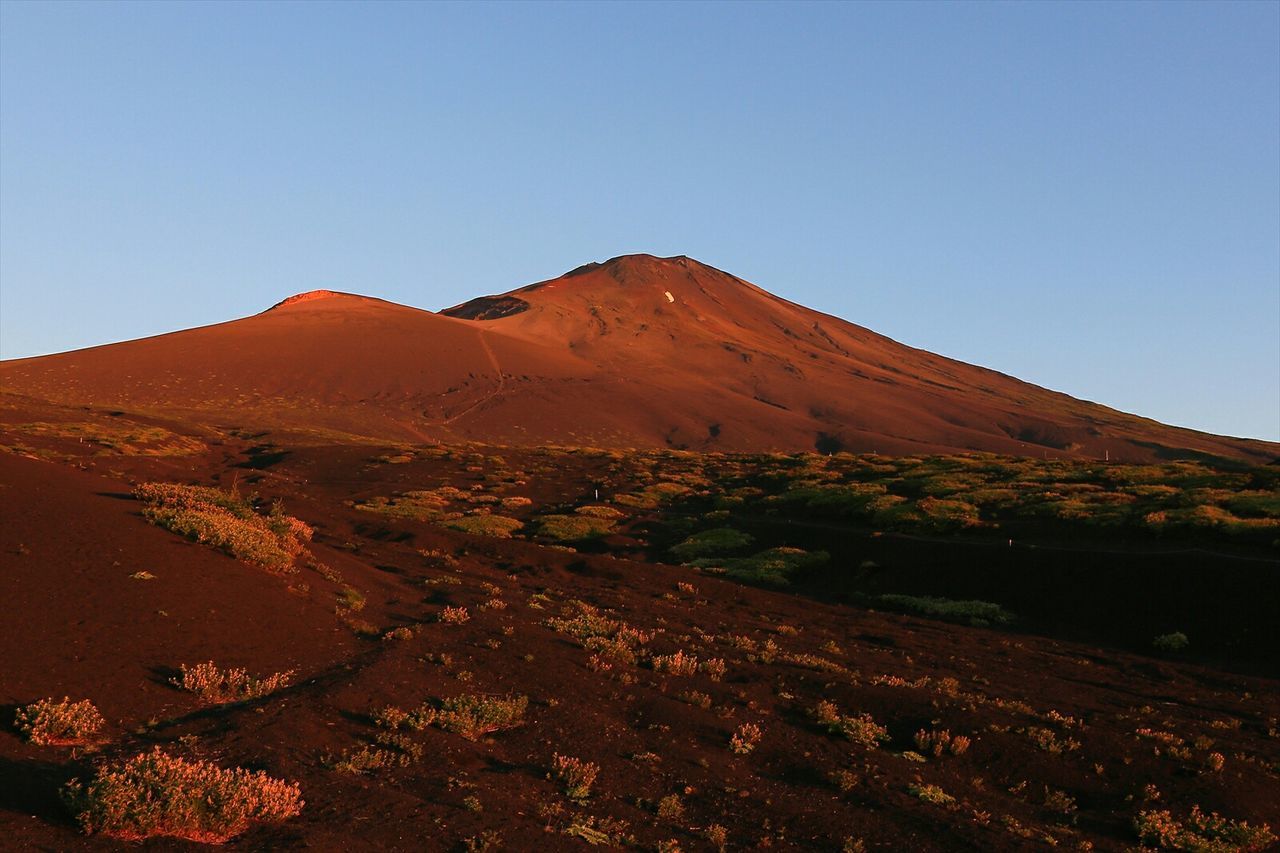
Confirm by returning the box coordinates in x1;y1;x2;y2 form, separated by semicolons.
331;729;425;774
651;650;699;676
551;754;600;801
434;694;529;740
699;657;727;680
170;662;293;704
1134;805;1275;852
678;690;712;710
656;793;685;821
134;483;311;571
16;697;105;745
439;605;471;624
913;728;971;757
813;700;890;748
63;748;302;842
908;782;956;806
730;722;762;754
1025;726;1081;753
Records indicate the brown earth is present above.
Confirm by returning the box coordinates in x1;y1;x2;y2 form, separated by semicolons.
0;421;1277;851
2;254;1273;463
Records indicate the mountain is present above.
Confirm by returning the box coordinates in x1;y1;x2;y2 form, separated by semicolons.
1;254;1273;462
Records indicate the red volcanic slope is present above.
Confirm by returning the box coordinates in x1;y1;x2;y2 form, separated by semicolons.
1;254;1274;462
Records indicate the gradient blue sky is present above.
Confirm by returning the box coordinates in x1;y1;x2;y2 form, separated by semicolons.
2;1;1277;440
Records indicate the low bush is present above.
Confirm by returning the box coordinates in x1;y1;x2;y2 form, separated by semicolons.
652;650;699;676
171;662;293;704
813;701;889;748
656;793;684;821
444;515;523;538
16;697;105;745
913;729;971;757
434;694;528;740
669;528;753;560
876;594;1014;627
536;514;616;542
576;504;623;519
330;745;412;774
63;749;302;842
1025;726;1081;753
439;606;471;624
1152;631;1190;652
551;754;599;801
135;483;311;571
690;547;827;587
908;783;956;806
730;723;762;754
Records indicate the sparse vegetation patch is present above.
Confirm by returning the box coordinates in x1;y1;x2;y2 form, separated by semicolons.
135;483;311;571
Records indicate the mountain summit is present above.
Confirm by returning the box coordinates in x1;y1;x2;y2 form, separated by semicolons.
1;254;1273;462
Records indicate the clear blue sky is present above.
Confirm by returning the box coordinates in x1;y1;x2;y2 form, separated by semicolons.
2;1;1277;441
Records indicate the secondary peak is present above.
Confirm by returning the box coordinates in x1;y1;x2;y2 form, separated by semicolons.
267;290;369;311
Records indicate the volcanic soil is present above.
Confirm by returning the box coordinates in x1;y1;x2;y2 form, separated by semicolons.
1;416;1277;851
2;254;1274;463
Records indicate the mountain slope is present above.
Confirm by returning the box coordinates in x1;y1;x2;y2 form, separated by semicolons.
1;255;1273;462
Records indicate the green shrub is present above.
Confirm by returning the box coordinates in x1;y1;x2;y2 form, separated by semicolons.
575;505;624;519
876;594;1014;627
354;491;448;520
1152;632;1190;653
536;514;615;542
669;527;754;560
914;496;982;530
691;547;827;586
444;515;523;538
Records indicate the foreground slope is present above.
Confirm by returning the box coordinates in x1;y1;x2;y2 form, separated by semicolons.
1;434;1277;850
2;255;1274;462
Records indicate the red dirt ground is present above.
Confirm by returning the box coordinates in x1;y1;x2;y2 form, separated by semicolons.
0;423;1277;851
